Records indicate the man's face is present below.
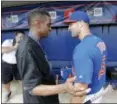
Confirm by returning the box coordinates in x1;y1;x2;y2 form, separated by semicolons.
68;21;81;38
37;17;51;38
15;33;24;43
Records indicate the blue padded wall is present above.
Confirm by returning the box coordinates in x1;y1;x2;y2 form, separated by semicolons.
40;28;80;61
2;25;117;68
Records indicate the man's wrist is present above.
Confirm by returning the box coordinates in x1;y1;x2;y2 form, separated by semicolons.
62;83;67;93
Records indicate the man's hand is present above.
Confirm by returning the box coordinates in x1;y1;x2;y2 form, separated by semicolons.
73;83;89;97
63;76;89;96
13;42;19;49
63;76;76;95
70;83;91;103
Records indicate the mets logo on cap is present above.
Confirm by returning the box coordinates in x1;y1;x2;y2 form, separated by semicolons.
64;8;75;19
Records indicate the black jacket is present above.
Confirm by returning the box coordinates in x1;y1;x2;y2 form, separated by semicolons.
16;35;59;104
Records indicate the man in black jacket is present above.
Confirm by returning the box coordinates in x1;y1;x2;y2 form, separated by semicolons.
16;9;88;104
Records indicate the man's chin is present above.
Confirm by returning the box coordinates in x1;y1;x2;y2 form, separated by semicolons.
41;34;49;38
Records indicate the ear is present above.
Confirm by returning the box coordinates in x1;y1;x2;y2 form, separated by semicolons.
31;20;41;28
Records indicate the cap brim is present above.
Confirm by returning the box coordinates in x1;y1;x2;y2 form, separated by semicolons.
64;19;77;24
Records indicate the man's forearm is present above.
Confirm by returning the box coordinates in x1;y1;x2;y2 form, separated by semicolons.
2;47;15;53
32;84;66;96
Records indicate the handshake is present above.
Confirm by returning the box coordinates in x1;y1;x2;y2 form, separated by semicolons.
59;67;91;97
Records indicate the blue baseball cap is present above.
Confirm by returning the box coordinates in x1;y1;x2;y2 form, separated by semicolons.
64;11;89;24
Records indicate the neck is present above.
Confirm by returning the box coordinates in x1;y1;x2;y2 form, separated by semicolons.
79;28;91;40
29;29;40;40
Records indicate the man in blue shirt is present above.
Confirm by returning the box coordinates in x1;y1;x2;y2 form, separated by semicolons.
64;11;107;103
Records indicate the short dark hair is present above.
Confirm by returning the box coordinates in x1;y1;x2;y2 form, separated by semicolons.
15;31;25;36
28;9;50;26
13;31;25;46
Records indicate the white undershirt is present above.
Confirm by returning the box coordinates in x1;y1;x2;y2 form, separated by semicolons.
2;39;17;64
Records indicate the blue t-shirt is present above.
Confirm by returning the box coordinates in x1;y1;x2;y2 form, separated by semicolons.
72;35;107;94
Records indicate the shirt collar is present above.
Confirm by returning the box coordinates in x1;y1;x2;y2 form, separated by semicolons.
82;34;92;41
28;32;39;44
28;32;45;53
